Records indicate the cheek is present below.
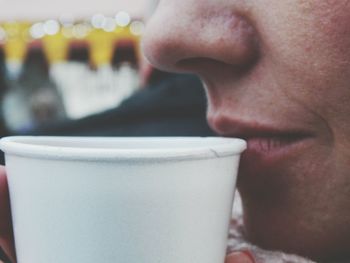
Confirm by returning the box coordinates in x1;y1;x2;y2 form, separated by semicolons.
309;2;350;58
259;0;350;70
261;1;350;111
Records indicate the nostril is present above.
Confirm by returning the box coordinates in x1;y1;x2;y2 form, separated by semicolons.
143;4;260;74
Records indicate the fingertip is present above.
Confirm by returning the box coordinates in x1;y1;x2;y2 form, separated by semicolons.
0;166;8;210
0;165;8;208
0;164;11;238
0;165;15;263
0;165;6;181
226;251;255;263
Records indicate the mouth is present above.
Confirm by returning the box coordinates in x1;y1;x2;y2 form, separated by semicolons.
221;122;315;165
242;134;312;163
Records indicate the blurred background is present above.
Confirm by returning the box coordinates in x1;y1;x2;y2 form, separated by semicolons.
0;2;216;260
0;0;150;20
0;0;214;142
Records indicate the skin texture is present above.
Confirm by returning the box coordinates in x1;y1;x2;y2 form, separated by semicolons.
143;0;350;261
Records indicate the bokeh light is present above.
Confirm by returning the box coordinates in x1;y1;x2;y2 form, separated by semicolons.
102;17;117;32
130;21;145;36
91;14;105;29
30;22;45;39
115;11;131;27
72;23;91;38
62;26;74;38
44;19;60;35
0;27;7;42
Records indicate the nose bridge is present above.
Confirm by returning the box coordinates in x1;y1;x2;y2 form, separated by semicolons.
143;1;259;72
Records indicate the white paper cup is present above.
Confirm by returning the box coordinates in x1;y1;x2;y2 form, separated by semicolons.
0;136;246;263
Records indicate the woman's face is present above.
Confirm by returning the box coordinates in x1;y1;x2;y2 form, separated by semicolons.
143;0;350;261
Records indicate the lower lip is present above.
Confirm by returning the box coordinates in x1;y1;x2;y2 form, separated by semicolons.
236;135;314;192
240;136;313;167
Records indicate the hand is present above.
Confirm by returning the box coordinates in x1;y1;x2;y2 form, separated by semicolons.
0;166;16;262
226;248;316;263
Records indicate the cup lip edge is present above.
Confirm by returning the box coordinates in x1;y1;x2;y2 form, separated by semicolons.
0;136;247;161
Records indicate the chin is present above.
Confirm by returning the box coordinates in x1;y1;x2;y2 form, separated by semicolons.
238;180;350;262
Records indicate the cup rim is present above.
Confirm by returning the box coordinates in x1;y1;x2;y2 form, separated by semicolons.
0;136;247;161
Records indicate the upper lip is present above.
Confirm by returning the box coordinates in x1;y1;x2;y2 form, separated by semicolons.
215;120;314;140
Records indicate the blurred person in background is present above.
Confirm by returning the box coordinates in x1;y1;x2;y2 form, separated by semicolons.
2;0;350;263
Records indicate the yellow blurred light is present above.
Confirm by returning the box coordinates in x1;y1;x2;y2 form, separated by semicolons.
2;22;30;62
72;23;91;39
130;21;145;36
0;27;7;42
43;31;69;63
87;28;115;67
62;26;74;38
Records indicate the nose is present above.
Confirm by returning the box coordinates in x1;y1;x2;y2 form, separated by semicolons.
142;1;259;73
